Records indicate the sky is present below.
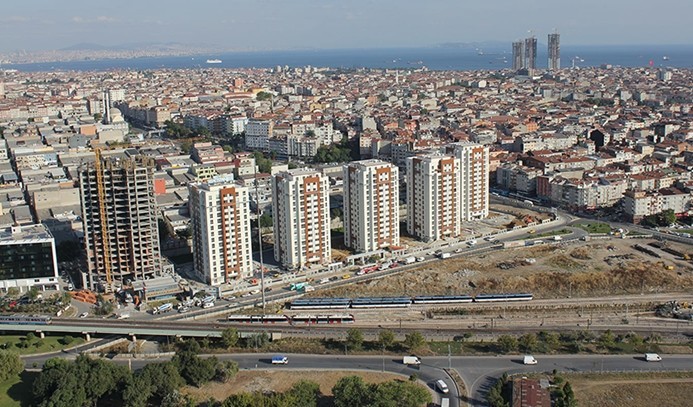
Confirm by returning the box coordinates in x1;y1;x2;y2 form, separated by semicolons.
1;0;691;52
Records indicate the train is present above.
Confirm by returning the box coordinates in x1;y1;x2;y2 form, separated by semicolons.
0;314;53;325
288;293;533;310
226;314;355;325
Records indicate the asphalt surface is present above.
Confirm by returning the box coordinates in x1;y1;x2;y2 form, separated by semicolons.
21;350;693;407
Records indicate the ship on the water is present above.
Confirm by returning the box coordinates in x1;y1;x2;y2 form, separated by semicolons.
206;59;222;64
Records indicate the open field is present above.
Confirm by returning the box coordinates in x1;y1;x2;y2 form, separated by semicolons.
314;237;693;300
0;334;85;355
566;372;693;407
182;370;419;404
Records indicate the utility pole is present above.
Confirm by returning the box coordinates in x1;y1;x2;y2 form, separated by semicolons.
448;344;452;369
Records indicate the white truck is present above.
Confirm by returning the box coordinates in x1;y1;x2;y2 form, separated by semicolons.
403;356;421;365
523;355;538;365
438;252;451;259
404;256;416;265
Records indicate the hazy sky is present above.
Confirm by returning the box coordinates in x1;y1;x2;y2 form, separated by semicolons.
1;0;691;52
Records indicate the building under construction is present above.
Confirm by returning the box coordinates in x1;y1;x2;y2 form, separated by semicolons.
79;154;162;291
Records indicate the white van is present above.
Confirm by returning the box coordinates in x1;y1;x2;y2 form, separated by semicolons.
435;379;449;394
523;355;538;365
645;353;662;362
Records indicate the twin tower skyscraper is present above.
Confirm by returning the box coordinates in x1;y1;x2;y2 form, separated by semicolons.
512;31;560;72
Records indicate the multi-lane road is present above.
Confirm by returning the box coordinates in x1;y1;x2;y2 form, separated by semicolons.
21;349;693;407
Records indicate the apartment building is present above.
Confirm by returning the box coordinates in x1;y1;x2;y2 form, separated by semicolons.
272;169;331;270
343;160;400;253
446;142;490;221
623;188;692;223
245;119;272;151
79;156;162;291
189;175;253;286
406;153;461;242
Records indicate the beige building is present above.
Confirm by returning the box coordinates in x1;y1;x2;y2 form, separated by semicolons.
343;160;399;253
445;142;490;221
272;169;331;270
407;153;461;242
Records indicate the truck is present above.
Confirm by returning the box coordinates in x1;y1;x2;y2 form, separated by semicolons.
290;282;306;291
404;256;416;265
438;252;451;259
153;303;173;314
271;355;288;364
403;356;421;365
441;399;450;407
379;261;392;271
300;285;315;293
201;295;215;304
645;353;662;362
523;355;538;365
553;235;563;241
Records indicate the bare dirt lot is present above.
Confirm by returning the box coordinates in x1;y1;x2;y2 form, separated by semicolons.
316;238;693;300
568;373;693;407
182;370;419;404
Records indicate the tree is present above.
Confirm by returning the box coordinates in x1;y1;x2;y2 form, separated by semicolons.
173;349;218;388
539;331;560;350
252;151;273;173
403;331;426;352
221;327;239;349
496;335;518;353
378;329;395;349
27;287;40;302
57;240;82;262
287;380;321;407
259;213;273;228
93;113;103;122
256;91;273;101
215;360;239;383
6;287;19;298
139;362;184;400
374;380;432;407
95;299;114;316
346;328;364;350
598;330;615;351
332;376;373;407
518;333;538;353
0;350;23;382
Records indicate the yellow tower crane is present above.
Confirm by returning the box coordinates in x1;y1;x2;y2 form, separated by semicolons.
93;148;113;291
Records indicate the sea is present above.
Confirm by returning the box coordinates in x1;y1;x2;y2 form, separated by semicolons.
3;45;693;73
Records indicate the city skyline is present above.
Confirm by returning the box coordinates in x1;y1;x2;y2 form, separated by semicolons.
1;0;691;53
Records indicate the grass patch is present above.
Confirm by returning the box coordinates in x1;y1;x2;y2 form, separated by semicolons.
0;334;85;355
678;229;693;235
574;222;611;234
0;371;38;407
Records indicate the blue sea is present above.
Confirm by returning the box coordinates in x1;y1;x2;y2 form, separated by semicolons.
4;45;693;72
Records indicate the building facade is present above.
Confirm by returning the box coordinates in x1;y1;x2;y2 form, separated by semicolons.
0;224;59;293
548;32;561;70
79;156;162;291
343;160;400;253
189;175;253;286
446;142;490;221
524;36;538;71
512;41;524;71
272;169;331;270
406;153;461;242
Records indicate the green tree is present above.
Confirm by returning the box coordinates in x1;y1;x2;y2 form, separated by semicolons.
403;331;426;352
378;329;395;349
123;376;152;407
93;113;103;122
374;380;432;407
287;380;321;407
221;327;239;349
496;335;518;353
346;328;364;350
140;362;184;400
0;350;24;382
256;91;273;101
246;332;270;349
332;376;373;407
518;333;538;353
27;287;40;302
598;330;615;350
215;360;239;383
173;349;218;388
539;331;560;350
6;287;19;298
95;299;114;316
252;151;273;173
259;213;273;228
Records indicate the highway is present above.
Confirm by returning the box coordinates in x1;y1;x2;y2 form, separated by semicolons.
21;350;693;407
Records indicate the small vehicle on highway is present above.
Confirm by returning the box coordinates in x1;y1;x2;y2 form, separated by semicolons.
403;356;421;365
79;312;89;318
645;353;662;362
271;355;288;364
435;379;449;394
341;274;351;280
178;306;190;313
523;355;538;365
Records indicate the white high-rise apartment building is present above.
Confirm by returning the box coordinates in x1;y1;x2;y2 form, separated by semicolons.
344;160;400;253
406;153;461;242
189;175;253;286
445;142;490;221
272;169;331;270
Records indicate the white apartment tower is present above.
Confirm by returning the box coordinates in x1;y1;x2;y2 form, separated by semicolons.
189;175;253;286
272;169;331;270
343;160;400;253
445;142;490;221
406;153;461;242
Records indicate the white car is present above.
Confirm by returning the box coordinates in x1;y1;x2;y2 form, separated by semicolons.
435;379;449;394
79;312;89;318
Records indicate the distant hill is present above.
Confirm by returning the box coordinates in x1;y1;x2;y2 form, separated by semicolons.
60;42;219;52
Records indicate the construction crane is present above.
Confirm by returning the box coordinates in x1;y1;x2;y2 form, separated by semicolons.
93;148;113;291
